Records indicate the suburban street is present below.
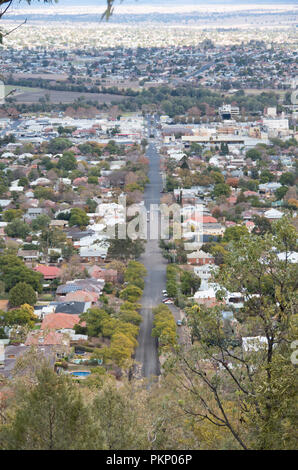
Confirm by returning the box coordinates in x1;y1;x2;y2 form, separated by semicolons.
134;141;166;378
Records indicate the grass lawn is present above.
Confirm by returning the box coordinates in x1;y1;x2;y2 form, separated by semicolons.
5;85;42;95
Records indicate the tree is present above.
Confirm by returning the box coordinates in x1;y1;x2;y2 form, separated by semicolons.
124;261;147;289
275;185;288;201
4;219;31;239
57;151;77;171
31;214;51;231
246;148;262;161
108;236;145;261
213;183;231;198
78;307;109;337
34;186;56;201
3;209;23;222
9;282;37;307
0;254;43;292
152;304;178;351
280;172;295;187
180;271;201;295
69;208;89;228
252;215;272;235
0;366;99;450
169;217;297;450
47;137;72;154
223;225;249;242
92;380;146;450
0;304;37;329
103;332;135;367
119;285;143;303
119;309;142;326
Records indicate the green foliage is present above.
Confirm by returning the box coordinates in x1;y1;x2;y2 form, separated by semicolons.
0;366;99;450
279;172;295;186
9;282;37;307
152;304;178;350
213;183;231;198
119;284;143;303
123;260;147;290
223;225;249;242
34;186;56;201
246;148;262;161
0;304;37;329
31;214;51;231
57;151;77;171
172;217;298;450
4;219;31;239
180;271;201;295
69;208;89;228
0;254;43;292
3;209;23;222
275;185;288;201
108;233;145;260
47;137;72;154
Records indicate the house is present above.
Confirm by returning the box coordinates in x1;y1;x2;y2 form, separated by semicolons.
1;344;57;378
41;313;82;331
187;250;214;266
87;265;117;282
49;219;69;229
57;279;105;297
193;264;216;283
79;244;109;262
53;301;90;315
264;208;283;221
18;249;40;262
25;208;45;220
25;330;70;357
34;265;62;280
63;290;98;304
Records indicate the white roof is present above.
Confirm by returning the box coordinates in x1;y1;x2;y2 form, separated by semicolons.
264;208;283;219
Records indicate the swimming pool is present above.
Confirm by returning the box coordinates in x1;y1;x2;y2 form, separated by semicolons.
69;371;91;377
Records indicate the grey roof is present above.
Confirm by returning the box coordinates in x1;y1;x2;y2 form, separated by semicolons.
54;301;88;315
1;344;56;378
56;285;81;294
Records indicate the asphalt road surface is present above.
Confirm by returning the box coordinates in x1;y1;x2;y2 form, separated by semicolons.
134;142;167;378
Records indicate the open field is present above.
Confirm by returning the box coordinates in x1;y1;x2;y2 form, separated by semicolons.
10;73;69;81
5;85;42;94
5;87;126;104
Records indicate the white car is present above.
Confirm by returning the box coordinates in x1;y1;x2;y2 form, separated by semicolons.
163;299;174;305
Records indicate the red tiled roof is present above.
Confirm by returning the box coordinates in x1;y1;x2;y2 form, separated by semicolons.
203;216;218;224
25;330;67;346
41;313;83;330
34;265;61;278
64;290;98;303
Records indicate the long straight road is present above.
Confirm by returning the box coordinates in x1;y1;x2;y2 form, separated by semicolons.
134;142;167;378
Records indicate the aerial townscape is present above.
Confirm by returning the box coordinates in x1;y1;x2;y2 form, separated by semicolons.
0;0;297;453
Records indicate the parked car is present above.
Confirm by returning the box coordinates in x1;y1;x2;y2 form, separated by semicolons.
176;320;182;326
163;299;174;304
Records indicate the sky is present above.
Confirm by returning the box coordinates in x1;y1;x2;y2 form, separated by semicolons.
11;0;298;8
6;0;297;18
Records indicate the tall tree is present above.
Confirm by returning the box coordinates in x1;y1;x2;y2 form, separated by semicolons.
0;366;100;450
168;217;298;450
